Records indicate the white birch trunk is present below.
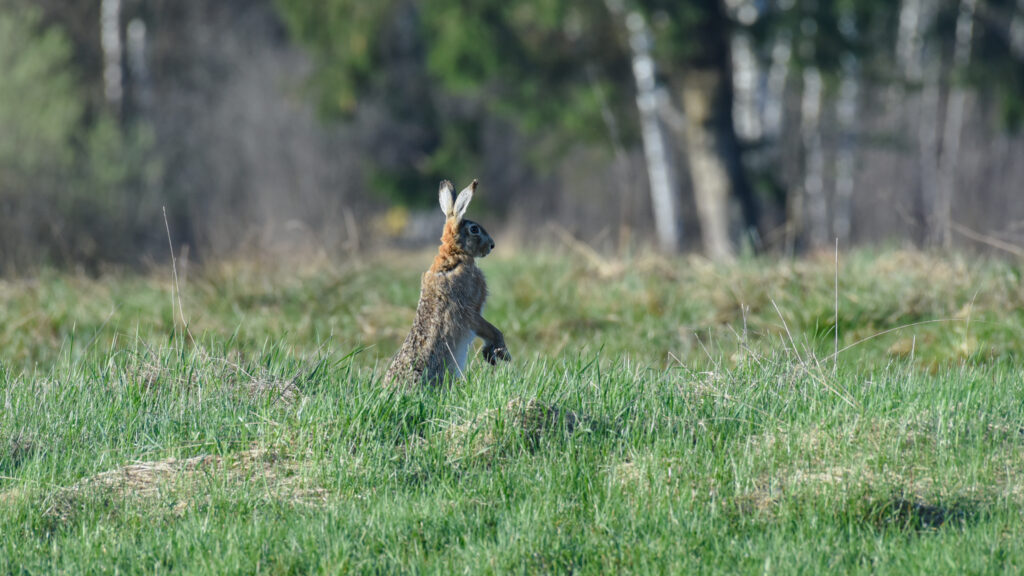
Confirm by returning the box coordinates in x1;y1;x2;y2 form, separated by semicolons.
727;0;762;145
763;32;792;141
100;0;123;110
625;11;682;252
897;0;925;81
731;32;760;143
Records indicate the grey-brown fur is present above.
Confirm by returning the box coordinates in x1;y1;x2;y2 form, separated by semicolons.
384;179;511;388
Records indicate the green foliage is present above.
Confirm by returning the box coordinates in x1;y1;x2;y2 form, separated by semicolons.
274;0;636;202
0;4;163;270
276;0;630;131
754;0;894;73
272;0;395;116
1;251;1024;572
420;1;630;136
63;118;162;263
0;5;82;191
276;0;1024;202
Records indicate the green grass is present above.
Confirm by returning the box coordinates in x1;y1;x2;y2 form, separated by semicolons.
1;249;1023;574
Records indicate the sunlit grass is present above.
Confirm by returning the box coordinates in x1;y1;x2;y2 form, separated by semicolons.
1;249;1023;573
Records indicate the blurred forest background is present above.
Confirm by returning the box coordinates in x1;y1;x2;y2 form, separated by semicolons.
2;0;1024;273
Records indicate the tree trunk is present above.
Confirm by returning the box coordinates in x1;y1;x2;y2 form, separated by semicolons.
918;63;942;245
833;57;859;246
896;0;939;245
624;11;682;253
611;0;757;258
675;70;736;261
800;66;828;250
1013;0;1024;58
126;18;153;117
833;7;860;245
764;33;792;141
934;0;978;248
100;0;123;113
897;0;925;81
730;30;761;143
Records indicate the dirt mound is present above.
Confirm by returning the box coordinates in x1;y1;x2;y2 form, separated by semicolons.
445;397;589;463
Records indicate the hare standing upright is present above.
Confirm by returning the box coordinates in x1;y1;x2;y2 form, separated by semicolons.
384;179;511;388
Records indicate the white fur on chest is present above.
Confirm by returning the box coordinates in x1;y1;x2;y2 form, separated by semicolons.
449;301;484;380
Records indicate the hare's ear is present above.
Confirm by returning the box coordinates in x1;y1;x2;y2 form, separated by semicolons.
453;180;477;221
438;180;456;218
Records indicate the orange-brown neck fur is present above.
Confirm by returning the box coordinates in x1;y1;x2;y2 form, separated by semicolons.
429;219;472;273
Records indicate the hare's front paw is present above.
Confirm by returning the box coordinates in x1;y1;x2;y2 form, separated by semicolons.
482;343;512;365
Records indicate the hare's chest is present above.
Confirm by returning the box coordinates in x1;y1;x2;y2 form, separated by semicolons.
453;300;483;377
436;268;487;310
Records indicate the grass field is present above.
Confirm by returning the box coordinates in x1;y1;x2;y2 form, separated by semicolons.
1;249;1023;573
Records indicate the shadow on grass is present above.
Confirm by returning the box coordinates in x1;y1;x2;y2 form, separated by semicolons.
868;492;981;532
734;486;986;535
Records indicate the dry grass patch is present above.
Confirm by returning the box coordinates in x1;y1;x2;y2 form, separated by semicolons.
734;438;1024;525
0;487;23;505
606;457;689;491
594;418;1024;526
731;464;992;531
41;446;326;521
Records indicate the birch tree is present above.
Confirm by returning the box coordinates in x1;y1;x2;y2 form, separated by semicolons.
277;0;760;259
100;0;123;113
618;7;682;252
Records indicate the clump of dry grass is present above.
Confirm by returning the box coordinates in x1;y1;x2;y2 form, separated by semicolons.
120;347;218;393
122;349;170;391
244;371;302;407
3;431;37;472
445;397;589;464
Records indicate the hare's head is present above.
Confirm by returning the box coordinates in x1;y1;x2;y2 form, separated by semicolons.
439;179;495;258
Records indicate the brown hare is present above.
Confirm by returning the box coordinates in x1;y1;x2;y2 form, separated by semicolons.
384;179;511;388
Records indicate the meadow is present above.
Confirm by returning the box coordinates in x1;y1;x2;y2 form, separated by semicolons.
1;249;1023;574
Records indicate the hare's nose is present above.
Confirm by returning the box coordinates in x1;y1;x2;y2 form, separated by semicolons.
490;242;495;250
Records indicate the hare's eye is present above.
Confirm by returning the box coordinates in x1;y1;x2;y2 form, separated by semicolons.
469;225;480;235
